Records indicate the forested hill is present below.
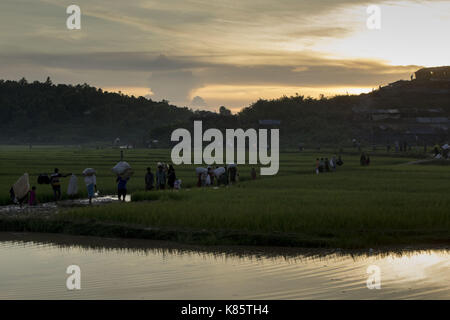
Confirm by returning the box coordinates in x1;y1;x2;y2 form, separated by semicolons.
0;78;193;144
1;77;449;147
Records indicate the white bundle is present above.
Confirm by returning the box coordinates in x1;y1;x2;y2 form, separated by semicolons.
196;167;208;175
67;174;78;195
82;168;96;176
112;161;132;175
13;173;30;200
214;167;226;177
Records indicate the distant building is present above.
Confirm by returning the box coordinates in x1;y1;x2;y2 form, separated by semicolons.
416;117;449;124
258;120;281;125
415;66;450;81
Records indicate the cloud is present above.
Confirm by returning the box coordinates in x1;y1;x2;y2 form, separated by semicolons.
191;96;208;108
147;69;203;106
0;50;420;107
0;0;447;110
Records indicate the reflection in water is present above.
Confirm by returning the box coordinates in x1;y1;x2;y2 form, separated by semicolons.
0;232;448;299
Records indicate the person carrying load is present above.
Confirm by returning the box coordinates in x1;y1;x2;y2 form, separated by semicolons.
83;168;97;204
112;161;133;202
50;168;71;202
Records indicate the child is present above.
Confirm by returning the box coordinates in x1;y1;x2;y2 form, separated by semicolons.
28;186;38;206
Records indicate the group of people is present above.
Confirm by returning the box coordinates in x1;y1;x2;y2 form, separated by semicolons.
315;155;343;174
196;165;241;187
433;144;449;159
9;185;37;206
10;161;259;207
145;163;179;191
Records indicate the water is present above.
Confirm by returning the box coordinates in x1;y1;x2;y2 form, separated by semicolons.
0;232;448;299
0;195;131;216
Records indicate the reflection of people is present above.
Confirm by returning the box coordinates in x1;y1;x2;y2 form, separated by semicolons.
116;176;129;202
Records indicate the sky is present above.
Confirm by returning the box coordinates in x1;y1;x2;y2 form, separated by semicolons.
0;0;449;112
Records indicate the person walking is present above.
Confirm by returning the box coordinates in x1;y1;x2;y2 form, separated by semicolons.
116;176;129;202
167;165;176;189
251;168;257;180
330;155;337;171
156;164;166;190
50;168;70;202
145;167;154;191
319;158;325;172
360;153;366;166
84;174;97;204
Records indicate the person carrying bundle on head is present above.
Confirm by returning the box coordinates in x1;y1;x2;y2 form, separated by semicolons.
116;175;129;202
83;168;97;204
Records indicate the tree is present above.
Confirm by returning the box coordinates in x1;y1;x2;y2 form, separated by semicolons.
45;76;53;86
219;106;232;116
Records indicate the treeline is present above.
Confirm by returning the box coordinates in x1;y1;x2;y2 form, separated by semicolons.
1;77;449;147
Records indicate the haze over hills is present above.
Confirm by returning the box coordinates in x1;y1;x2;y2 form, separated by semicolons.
1;67;449;148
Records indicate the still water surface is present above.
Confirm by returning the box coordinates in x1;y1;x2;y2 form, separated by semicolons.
0;232;448;299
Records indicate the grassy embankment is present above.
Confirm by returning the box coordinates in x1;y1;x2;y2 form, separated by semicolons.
0;145;449;248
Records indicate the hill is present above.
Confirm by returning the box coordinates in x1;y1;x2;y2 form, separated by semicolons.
1;68;449;147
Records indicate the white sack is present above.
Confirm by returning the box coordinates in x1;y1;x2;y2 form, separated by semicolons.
13;173;30;200
67;174;78;195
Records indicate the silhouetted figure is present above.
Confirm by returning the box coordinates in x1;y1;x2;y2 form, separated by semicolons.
168;165;176;189
50;168;70;202
251;167;257;180
325;158;330;172
360;153;366;166
145;167;154;191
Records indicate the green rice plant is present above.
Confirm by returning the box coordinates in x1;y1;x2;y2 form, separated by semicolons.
1;145;449;247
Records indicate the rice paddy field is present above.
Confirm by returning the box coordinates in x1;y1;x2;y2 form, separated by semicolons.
0;145;449;248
